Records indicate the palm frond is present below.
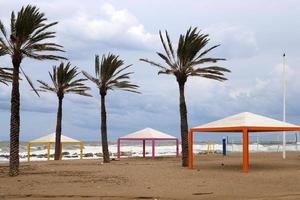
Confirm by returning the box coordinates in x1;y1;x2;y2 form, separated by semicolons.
196;74;228;81
195;44;220;60
0;20;8;39
82;71;100;86
165;30;176;62
38;62;91;97
20;67;40;96
158;69;175;75
190;58;226;65
1;5;66;60
140;27;230;83
37;80;56;93
200;66;231;73
159;30;173;62
85;53;139;95
22;51;66;61
140;58;169;71
156;52;174;68
0;67;13;85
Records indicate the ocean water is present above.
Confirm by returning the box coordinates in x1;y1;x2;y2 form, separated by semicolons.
0;141;299;163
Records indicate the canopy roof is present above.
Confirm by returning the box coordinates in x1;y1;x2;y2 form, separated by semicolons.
192;112;300;132
29;133;81;143
120;128;177;139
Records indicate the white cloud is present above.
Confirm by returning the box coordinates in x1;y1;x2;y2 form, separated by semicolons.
205;24;258;59
59;3;158;51
229;62;295;99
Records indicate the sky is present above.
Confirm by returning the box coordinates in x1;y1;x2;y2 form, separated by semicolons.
1;0;300;142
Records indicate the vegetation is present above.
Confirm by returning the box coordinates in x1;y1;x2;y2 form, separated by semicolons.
0;67;13;85
38;62;90;160
0;5;65;176
83;54;139;163
140;27;230;166
0;4;230;172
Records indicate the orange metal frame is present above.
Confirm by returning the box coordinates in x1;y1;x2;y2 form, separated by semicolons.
188;126;300;173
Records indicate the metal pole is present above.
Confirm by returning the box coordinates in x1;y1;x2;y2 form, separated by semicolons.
283;53;286;159
243;129;249;173
152;140;155;160
222;137;226;156
80;143;83;160
256;135;259;152
27;143;30;162
117;139;120;160
296;132;298;151
143;140;146;158
47;143;50;160
226;136;229;145
176;139;179;157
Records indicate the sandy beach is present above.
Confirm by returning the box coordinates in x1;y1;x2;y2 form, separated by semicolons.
0;152;299;200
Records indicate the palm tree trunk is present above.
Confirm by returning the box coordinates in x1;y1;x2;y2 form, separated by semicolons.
178;82;189;167
100;93;110;163
9;57;21;176
54;96;63;160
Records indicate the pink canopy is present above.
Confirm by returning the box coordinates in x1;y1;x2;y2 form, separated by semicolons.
117;128;179;160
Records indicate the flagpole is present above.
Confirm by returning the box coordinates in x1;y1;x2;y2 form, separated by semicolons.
283;53;286;159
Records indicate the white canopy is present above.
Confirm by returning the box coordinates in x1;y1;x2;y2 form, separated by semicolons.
120;128;176;139
194;112;299;129
29;133;81;143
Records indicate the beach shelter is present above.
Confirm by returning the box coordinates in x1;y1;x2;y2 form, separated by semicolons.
117;128;179;160
27;133;83;161
188;112;300;172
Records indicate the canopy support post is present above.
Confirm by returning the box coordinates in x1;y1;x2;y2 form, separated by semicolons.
176;139;179;157
243;128;249;173
47;143;50;161
117;138;120;160
188;129;193;169
27;143;30;162
80;143;83;160
143;140;146;158
152;139;155;160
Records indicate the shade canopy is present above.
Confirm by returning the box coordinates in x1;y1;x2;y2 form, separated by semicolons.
29;133;81;143
27;133;83;161
188;112;300;173
192;112;300;132
120;127;177;139
118;128;179;160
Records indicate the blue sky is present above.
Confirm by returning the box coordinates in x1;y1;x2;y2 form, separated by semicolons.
1;0;300;142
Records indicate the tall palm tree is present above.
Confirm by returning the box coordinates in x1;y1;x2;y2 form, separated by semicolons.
0;67;13;85
0;5;65;176
83;54;139;163
38;62;91;160
140;27;230;167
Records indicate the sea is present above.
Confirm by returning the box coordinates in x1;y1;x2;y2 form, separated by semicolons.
0;140;299;163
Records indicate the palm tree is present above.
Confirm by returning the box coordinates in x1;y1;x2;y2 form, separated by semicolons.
83;54;139;163
140;27;230;167
38;62;91;160
0;67;13;85
0;5;65;176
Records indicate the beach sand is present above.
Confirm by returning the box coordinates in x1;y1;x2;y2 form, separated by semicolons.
0;152;299;200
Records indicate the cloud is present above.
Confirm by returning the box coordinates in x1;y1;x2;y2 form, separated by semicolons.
0;86;57;113
216;63;300;120
205;25;258;59
58;3;159;53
